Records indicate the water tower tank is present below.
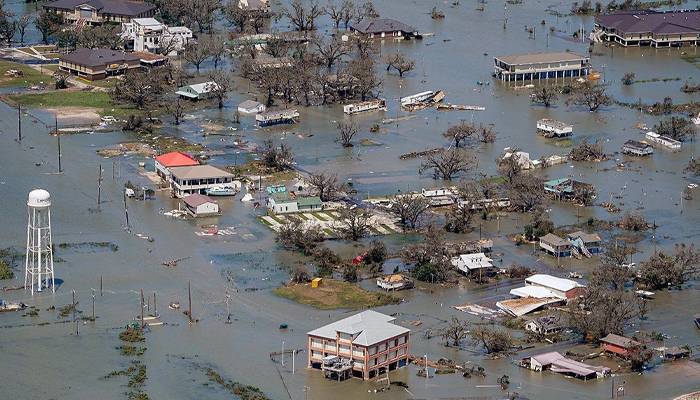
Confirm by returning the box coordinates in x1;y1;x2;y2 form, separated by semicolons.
28;189;51;208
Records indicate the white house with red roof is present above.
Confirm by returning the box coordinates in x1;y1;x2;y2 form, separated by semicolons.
154;152;199;180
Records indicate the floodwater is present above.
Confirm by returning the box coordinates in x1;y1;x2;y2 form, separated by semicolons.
0;0;699;399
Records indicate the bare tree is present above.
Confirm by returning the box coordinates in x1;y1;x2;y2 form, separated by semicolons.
621;72;635;85
337;207;371;240
112;68;168;111
443;122;476;148
336;120;358;147
420;148;476;181
204;35;228;70
568;282;641;341
324;0;343;29
530;86;558;107
223;2;248;32
314;35;350;70
503;174;545;212
441;317;470;347
276;222;324;255
653;117;696;142
638;243;699;290
291;265;311;283
470;326;513;354
340;0;355;29
260;139;294;171
478;125;496;143
35;11;62;45
17;14;30;46
401;225;451;282
164;95;187;125
355;0;379;23
568;139;606;162
566;83;611;112
308;171;343;201
390;194;429;230
348;55;380;100
183;42;211;73
385;52;415;77
207;70;233;109
686;158;700;176
284;0;323;31
444;203;475;234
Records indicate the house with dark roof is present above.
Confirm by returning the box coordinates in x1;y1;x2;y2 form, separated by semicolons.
622;140;654;156
350;18;418;39
58;48;141;80
44;0;156;25
595;10;700;47
600;334;642;359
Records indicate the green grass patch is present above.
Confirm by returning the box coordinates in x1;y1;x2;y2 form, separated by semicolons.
273;279;399;310
297;213;309;221
268;214;284;224
311;212;328;221
6;90;137;117
323;228;335;236
0;60;53;88
380;224;397;234
258;216;274;227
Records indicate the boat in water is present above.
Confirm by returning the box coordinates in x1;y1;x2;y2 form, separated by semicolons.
695;314;700;329
206;184;239;196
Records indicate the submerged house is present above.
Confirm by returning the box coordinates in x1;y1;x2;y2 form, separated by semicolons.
497;274;584;317
267;192;322;214
350;18;418;39
237;100;266;114
307;310;410;380
376;274;414;291
176;82;219;100
183;194;219;217
524;352;610;379
539;233;572;258
645;131;682;151
622;140;654;156
256;109;299;127
525;315;563;336
595;10;700;47
343;99;387;115
543;178;595;202
537;119;573;138
493;52;591;82
600;334;641;359
567;231;602;255
452;253;495;276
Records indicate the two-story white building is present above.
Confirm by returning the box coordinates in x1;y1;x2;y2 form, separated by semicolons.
121;18;192;54
169;165;235;198
307;310;410;380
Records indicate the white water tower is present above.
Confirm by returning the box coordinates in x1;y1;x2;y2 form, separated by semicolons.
25;189;55;295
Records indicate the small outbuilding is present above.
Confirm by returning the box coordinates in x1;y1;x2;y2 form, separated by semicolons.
525;315;563;336
183;194;219;217
237;100;266;114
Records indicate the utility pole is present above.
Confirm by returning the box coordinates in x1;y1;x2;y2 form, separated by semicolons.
153;292;157;316
100;275;103;296
91;288;95;322
123;189;130;229
56;115;62;173
281;341;285;367
292;349;296;374
140;289;145;328
225;294;231;324
72;289;76;322
188;280;193;323
97;164;103;209
17;104;22;142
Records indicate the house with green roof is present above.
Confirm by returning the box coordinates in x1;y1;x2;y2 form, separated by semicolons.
267;192;323;214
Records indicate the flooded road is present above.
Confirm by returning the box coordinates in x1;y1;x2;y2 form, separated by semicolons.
1;0;699;399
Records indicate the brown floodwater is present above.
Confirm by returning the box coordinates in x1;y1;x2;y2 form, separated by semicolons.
0;0;699;399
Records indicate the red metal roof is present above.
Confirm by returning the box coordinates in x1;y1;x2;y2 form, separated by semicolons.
155;152;199;168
